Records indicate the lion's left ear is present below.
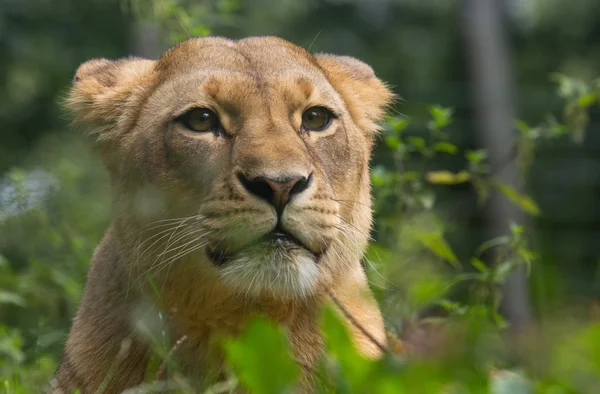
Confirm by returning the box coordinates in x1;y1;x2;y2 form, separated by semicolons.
315;54;395;134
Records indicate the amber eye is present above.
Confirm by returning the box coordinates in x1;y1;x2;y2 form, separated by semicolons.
301;106;332;132
179;108;221;133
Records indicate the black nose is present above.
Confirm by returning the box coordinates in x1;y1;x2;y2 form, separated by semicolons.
237;173;311;214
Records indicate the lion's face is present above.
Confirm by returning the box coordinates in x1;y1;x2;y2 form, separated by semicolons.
69;37;393;300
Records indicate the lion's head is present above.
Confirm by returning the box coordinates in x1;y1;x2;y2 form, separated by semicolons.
68;36;393;301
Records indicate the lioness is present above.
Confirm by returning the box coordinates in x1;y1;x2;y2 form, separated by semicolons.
50;36;395;393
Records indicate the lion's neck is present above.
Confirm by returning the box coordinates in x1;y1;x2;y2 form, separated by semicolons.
62;225;379;392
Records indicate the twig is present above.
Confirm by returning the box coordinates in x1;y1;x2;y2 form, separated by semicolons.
307;29;323;52
203;377;239;394
175;13;191;39
121;380;183;394
295;358;316;373
155;335;188;381
95;338;132;394
326;289;388;354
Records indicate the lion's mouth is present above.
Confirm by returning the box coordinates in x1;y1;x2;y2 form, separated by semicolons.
206;227;318;267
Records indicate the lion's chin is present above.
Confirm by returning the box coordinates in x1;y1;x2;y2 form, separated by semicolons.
209;240;321;300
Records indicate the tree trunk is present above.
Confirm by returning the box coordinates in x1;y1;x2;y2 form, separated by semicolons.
461;0;532;338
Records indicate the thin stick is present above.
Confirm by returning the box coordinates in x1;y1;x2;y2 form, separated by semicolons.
175;13;191;39
95;339;132;394
325;289;388;354
155;335;188;381
307;29;322;52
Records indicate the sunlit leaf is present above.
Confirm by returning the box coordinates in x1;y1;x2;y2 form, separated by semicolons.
425;170;470;185
578;92;597;108
0;291;25;307
550;72;589;99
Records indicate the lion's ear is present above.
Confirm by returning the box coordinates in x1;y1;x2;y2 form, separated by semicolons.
67;57;156;140
315;54;395;134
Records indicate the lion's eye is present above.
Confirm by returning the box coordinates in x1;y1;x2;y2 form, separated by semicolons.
179;108;221;133
301;107;332;132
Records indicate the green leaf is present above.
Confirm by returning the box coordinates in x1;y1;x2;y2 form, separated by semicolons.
225;317;299;394
515;120;543;140
476;235;511;256
416;231;459;267
0;327;24;364
428;105;454;129
509;222;524;236
385;135;402;149
433;142;458;154
515;120;531;135
437;299;464;313
0;291;25;307
471;258;489;273
551;323;600;391
465;149;488;164
407;137;426;149
386;116;410;132
492;180;541;216
493;261;517;284
320;306;374;391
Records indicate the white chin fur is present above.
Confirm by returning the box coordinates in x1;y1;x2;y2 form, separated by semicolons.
218;245;319;300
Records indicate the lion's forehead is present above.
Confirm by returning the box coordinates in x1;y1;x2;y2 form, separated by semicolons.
156;36;318;77
151;39;342;118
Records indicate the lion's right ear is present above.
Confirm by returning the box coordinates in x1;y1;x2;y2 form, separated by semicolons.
315;54;395;135
67;57;155;140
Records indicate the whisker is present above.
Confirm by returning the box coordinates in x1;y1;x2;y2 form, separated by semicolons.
151;241;210;277
161;216;198;257
154;225;202;257
335;216;373;241
130;215;206;290
156;229;211;257
142;215;201;227
147;228;210;277
140;215;201;232
332;198;371;208
150;245;208;283
136;224;190;255
364;261;398;290
335;226;395;290
135;228;184;270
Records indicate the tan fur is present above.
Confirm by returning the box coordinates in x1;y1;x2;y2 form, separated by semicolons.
50;36;395;393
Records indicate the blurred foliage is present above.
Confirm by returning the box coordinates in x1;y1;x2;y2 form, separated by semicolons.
4;0;600;393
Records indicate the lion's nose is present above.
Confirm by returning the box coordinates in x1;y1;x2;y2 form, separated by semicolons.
237;173;311;214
